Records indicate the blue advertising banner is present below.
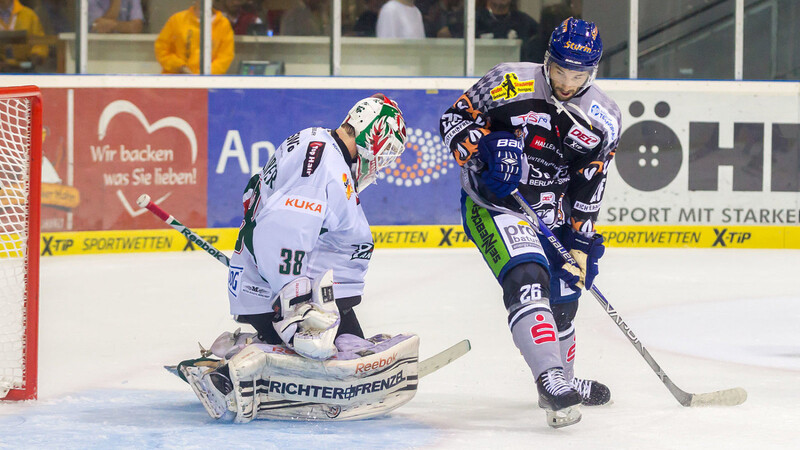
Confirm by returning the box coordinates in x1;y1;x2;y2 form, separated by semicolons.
207;88;465;227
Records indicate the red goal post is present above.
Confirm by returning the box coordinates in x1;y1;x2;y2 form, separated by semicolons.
0;85;41;401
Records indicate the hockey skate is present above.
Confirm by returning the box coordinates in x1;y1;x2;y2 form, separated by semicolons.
571;377;611;406
180;363;236;420
536;368;582;428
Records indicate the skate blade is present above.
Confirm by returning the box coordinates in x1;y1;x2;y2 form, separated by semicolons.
545;405;582;429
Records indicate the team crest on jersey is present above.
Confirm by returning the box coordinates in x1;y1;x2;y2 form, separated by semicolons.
511;111;551;130
343;173;354;200
490;72;535;101
302;141;326;177
351;243;374;260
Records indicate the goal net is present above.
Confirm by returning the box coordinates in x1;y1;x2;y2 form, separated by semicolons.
0;86;41;401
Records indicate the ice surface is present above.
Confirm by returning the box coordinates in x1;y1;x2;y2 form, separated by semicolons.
1;248;799;449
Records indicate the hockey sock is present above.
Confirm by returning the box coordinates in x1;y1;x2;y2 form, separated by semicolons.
558;325;576;382
509;303;563;380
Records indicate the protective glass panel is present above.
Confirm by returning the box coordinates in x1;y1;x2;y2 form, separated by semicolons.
743;0;800;81
637;0;735;79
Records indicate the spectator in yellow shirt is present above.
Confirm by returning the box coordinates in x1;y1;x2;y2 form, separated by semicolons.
0;0;48;72
154;1;235;75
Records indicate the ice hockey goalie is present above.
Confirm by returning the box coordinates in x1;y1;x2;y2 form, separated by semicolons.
178;332;420;422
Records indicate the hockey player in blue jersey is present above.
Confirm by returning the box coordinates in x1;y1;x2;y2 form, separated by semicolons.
440;17;620;428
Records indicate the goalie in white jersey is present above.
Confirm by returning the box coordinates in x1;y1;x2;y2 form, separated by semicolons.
226;95;407;358
181;94;415;422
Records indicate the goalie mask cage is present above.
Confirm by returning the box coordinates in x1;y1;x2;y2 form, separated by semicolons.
0;86;41;401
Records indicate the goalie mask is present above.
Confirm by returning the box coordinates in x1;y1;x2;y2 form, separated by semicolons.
342;94;407;192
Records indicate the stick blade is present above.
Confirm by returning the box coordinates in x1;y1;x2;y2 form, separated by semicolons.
688;387;747;407
419;339;471;378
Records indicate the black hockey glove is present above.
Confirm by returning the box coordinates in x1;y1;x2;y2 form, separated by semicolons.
477;131;523;198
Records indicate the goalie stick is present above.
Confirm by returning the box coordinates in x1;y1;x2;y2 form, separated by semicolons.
511;190;747;407
164;339;471;381
139;193;473;380
136;194;230;266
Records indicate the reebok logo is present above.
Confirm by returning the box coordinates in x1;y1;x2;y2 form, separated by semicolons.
355;353;398;374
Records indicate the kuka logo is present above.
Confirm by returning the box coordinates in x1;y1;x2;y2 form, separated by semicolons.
283;197;323;214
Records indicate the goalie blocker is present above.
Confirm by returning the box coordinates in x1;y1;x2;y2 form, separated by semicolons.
181;333;420;422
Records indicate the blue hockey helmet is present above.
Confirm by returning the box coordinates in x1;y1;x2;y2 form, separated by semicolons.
544;17;603;95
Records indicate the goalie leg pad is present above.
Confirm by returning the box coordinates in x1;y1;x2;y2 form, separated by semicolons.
227;334;420;421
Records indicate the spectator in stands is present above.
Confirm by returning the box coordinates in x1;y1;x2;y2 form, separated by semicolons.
376;0;424;39
351;0;382;37
154;0;234;75
27;0;74;34
0;0;48;72
433;0;463;38
476;0;537;61
415;0;441;38
280;0;329;36
89;0;144;33
215;0;263;35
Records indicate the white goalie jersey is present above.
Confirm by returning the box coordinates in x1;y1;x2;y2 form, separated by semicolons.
227;127;373;315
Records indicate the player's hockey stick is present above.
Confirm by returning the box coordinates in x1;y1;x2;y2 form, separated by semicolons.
137;194;230;267
510;190;747;407
165;339;471;380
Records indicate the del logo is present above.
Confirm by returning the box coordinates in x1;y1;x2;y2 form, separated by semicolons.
280;195;325;215
491;72;535;101
565;124;600;152
511;111;552;130
302;141;326;177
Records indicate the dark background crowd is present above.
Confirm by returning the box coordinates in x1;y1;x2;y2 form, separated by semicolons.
1;0;582;73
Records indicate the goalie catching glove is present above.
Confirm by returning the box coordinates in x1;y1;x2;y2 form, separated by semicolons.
273;269;340;360
558;230;605;290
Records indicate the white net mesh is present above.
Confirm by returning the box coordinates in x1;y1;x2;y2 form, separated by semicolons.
0;96;32;397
